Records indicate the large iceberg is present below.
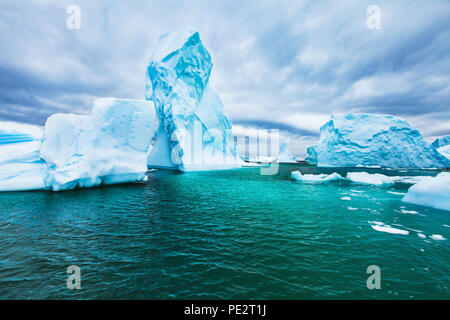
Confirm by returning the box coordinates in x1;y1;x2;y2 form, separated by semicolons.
145;30;242;171
40;98;156;191
431;135;450;148
306;113;450;169
402;172;450;211
0;121;46;191
437;145;450;160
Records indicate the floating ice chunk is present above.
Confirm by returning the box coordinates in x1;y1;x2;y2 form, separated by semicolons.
369;221;409;235
387;191;406;195
417;233;426;238
347;172;395;186
341;196;351;201
0;121;46;191
430;234;446;241
291;171;343;182
347;207;358;211
402;172;450;211
40;98;156;191
306;113;450;168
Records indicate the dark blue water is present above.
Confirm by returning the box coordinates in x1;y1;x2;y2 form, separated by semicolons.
0;165;449;299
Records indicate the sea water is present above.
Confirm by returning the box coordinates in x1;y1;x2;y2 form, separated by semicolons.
0;164;448;299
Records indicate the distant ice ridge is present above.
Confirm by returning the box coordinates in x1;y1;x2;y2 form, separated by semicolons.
291;171;431;186
145;30;242;171
277;141;297;163
402;172;450;212
437;145;450;160
40;98;156;191
246;141;296;163
431;135;450;149
306;113;450;169
0;121;46;191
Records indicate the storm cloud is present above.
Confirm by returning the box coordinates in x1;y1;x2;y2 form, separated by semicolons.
0;0;449;156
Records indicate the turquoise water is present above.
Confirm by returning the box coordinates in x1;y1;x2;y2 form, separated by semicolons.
0;164;449;299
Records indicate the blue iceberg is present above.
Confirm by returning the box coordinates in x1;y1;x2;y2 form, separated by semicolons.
0;122;46;191
306;113;450;169
145;30;242;171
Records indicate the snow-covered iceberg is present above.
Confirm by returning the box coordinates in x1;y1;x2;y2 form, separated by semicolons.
306;113;450;169
402;172;450;211
0;121;46;191
40;98;156;191
145;30;242;171
431;136;450;148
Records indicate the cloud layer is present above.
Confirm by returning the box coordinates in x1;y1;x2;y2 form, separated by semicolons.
0;0;449;156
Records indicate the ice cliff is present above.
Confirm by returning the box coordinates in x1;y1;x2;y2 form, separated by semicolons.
40;98;156;191
0;122;46;191
0;99;156;192
306;113;450;169
145;30;242;171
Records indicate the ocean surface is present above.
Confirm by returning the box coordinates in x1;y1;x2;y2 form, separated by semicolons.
0;164;449;299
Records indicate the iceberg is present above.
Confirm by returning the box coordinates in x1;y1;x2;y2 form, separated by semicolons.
437;145;450;160
277;141;297;163
39;98;156;191
431;135;450;148
306;113;450;169
402;172;450;211
0;121;46;191
145;30;242;171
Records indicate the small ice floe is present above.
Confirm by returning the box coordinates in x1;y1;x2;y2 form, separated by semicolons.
444;225;450;228
340;196;351;201
430;234;446;241
347;172;395;186
396;209;418;215
291;171;343;183
417;233;426;238
347;207;358;211
368;221;409;235
350;189;364;193
387;191;406;195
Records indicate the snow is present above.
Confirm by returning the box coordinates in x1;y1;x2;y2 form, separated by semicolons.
145;29;242;171
0;121;46;191
402;172;450;212
306;113;450;168
432;135;450;148
40;98;156;191
291;171;343;182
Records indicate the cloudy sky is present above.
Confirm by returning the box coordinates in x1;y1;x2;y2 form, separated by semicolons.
1;0;449;156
